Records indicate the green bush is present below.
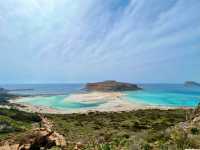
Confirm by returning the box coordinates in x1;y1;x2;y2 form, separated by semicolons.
170;128;190;149
0;108;41;123
191;128;199;135
98;143;111;150
141;143;152;150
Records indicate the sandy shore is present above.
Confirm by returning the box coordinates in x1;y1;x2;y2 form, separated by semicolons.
64;92;124;102
3;92;191;114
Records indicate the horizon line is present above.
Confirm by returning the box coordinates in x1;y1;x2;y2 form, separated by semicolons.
0;81;189;85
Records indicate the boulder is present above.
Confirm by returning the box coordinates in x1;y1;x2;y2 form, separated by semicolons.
85;80;141;92
0;144;19;150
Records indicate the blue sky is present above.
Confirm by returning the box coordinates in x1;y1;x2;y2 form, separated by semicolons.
0;0;200;84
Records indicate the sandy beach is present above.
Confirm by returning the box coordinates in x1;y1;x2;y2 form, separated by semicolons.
4;92;191;114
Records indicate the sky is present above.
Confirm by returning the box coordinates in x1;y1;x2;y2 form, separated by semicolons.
0;0;200;84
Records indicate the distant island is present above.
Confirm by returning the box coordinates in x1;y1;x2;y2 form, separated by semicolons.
0;88;8;94
185;81;200;87
85;80;141;92
0;87;34;93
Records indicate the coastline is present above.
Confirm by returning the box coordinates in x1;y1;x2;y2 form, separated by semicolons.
3;91;192;114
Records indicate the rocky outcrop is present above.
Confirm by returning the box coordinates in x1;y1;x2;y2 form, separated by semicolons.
85;80;141;92
185;81;200;87
0;115;66;150
18;116;66;150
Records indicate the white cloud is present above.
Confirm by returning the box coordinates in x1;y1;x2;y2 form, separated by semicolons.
0;0;200;83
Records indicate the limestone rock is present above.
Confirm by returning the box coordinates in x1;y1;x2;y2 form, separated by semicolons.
0;144;19;150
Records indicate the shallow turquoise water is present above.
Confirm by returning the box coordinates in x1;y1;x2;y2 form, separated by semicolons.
17;95;105;110
125;84;200;107
10;84;200;109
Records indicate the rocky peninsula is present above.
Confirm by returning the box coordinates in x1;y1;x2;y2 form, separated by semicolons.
0;88;19;104
85;80;141;92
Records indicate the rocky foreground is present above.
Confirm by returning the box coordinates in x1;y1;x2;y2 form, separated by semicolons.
85;80;141;92
0;114;66;150
1;105;200;149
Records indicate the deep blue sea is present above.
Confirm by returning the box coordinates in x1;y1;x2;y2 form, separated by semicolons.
1;84;200;109
1;84;84;95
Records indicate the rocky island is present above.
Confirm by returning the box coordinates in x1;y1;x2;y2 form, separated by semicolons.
0;88;8;94
185;81;200;87
85;80;141;92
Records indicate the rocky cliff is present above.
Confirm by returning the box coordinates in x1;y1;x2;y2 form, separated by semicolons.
85;80;141;92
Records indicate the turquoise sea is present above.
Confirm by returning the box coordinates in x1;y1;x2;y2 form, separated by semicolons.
16;95;105;110
1;84;200;109
125;84;200;107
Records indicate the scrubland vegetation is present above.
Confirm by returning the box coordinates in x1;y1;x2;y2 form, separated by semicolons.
0;106;200;149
